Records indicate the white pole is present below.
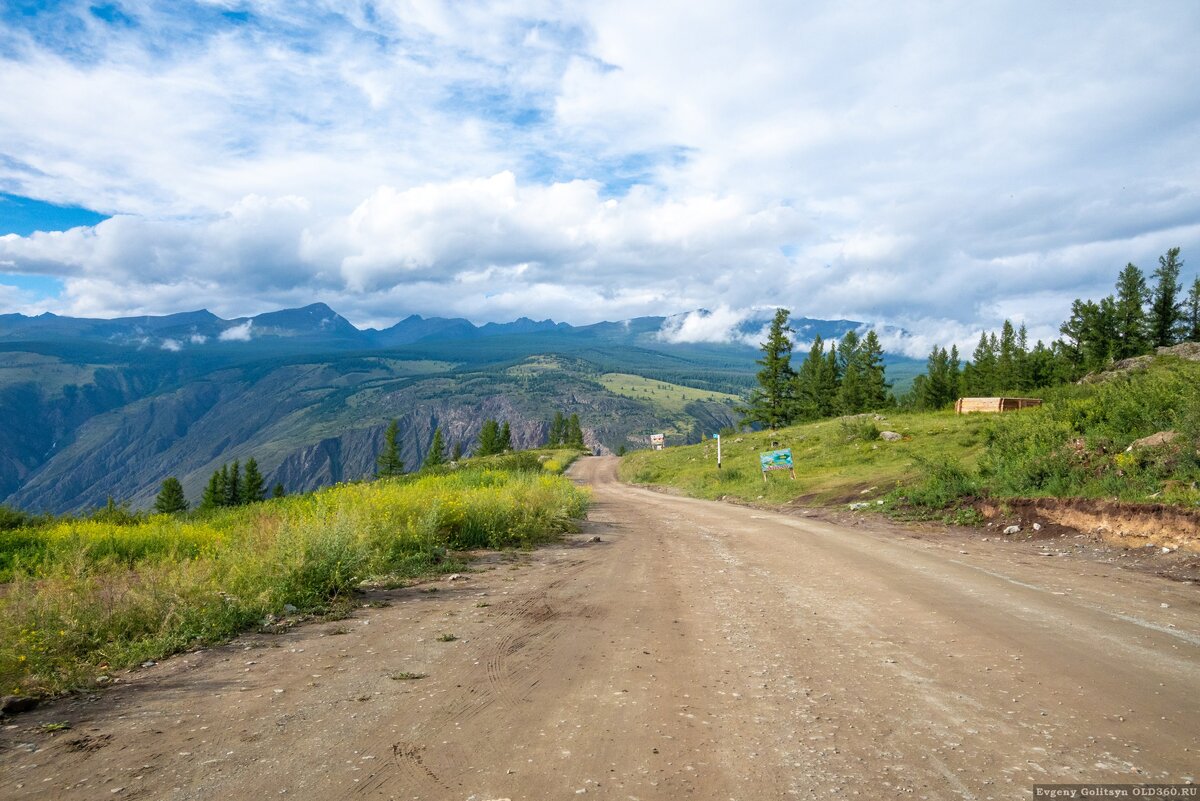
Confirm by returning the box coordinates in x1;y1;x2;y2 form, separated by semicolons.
716;434;721;471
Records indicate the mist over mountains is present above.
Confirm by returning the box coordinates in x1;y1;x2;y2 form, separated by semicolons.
0;303;919;514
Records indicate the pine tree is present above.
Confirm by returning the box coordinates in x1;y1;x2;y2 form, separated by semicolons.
566;414;585;448
452;440;464;461
423;427;447;469
742;308;795;429
1113;262;1151;358
917;346;955;410
793;336;827;421
376;419;404;477
499;421;512;452
1149;246;1184;347
477;419;501;456
964;332;996;396
858;331;890;410
272;482;286;498
836;330;865;415
241;458;265;504
548;412;566;446
1186;276;1200;342
200;468;225;510
821;347;841;416
224;461;241;507
996;320;1018;392
154;477;188;514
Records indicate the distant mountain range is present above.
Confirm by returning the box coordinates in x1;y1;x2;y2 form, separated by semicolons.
0;303;866;353
0;303;919;514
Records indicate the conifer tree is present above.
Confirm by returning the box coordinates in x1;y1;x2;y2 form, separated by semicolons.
241;458;265;504
224;461;241;507
793;336;827;421
376;419;404;477
1149;246;1184;347
154;477;188;514
477;419;501;456
566;414;586;448
742;308;795;429
1186;276;1200;342
1113;262;1151;358
499;421;512;452
423;427;447;469
272;482;286;498
835;330;865;415
548;411;566;446
963;332;996;395
452;440;464;461
859;330;890;410
200;468;225;510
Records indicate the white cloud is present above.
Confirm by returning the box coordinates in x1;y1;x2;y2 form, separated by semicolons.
218;320;253;341
658;307;764;346
160;338;182;352
1;2;1198;343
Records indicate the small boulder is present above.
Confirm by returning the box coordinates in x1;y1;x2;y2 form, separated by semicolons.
1032;522;1042;531
880;431;902;442
1003;524;1021;535
1125;431;1179;452
589;535;602;542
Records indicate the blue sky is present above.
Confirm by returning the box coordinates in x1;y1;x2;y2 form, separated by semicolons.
1;1;1199;355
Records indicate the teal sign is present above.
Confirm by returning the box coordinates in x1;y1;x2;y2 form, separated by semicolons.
759;448;793;471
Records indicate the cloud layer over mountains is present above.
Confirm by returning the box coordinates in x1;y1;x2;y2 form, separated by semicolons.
2;1;1198;354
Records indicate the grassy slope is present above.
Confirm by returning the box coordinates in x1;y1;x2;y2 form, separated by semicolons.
598;372;742;414
619;354;1200;512
0;451;589;697
619;411;989;506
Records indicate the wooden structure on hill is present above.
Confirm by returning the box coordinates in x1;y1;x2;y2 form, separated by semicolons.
955;397;1043;414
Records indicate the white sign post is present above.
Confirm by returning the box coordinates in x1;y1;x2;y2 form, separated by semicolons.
713;433;721;471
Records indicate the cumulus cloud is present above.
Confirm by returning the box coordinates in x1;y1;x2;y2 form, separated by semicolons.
1;2;1199;342
160;338;182;352
218;320;253;342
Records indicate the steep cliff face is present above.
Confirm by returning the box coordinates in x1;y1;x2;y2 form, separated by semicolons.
267;398;555;493
1;348;743;513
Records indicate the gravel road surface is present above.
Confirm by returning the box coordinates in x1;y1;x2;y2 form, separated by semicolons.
2;456;1197;799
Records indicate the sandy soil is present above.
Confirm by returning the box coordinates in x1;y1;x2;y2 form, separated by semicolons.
2;456;1198;800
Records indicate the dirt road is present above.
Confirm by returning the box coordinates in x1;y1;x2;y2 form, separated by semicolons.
3;456;1198;799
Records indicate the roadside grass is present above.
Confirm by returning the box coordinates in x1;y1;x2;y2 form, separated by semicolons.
619;356;1200;516
599;373;741;415
0;462;589;699
618;410;989;507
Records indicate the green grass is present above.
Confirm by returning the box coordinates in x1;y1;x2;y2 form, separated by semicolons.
619;410;989;506
620;355;1200;514
0;461;589;698
599;373;742;415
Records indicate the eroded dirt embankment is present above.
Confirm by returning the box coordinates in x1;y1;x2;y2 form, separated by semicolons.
980;497;1200;553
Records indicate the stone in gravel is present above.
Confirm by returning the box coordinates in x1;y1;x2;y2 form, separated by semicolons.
1003;525;1021;535
590;536;602;542
141;661;156;668
446;574;467;582
1032;523;1042;531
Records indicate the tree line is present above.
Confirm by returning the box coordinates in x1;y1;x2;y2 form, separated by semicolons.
742;308;891;429
908;247;1197;410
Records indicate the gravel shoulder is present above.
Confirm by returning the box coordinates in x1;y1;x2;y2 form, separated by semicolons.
2;456;1197;799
